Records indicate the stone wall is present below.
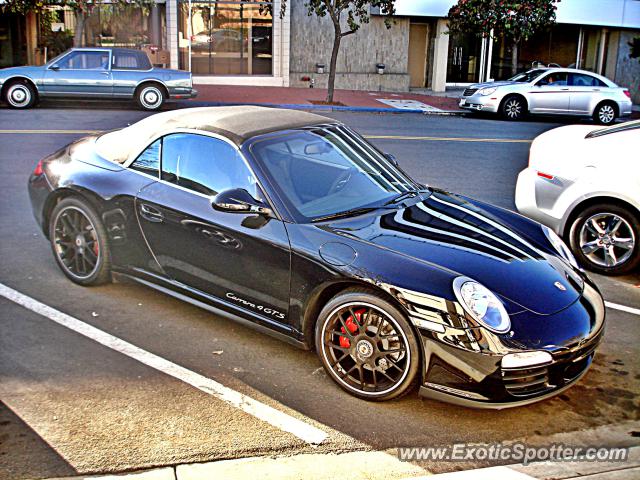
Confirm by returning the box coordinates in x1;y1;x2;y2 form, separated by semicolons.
614;30;640;105
289;1;410;92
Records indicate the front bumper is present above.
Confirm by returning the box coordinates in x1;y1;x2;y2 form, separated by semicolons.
416;281;605;409
458;95;500;113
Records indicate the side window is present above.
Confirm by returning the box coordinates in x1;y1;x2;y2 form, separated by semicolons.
570;73;605;87
161;134;261;199
58;51;109;70
113;51;151;70
537;72;568;86
130;139;161;176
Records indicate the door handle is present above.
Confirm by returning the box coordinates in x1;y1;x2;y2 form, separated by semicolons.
100;71;110;75
561;88;570;91
139;203;163;222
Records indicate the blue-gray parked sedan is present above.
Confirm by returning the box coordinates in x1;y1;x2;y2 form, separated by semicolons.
0;47;197;111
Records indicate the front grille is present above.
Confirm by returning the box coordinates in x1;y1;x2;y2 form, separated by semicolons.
502;365;551;397
463;88;478;96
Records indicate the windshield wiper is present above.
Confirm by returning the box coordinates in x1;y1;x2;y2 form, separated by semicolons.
311;206;393;223
383;189;429;206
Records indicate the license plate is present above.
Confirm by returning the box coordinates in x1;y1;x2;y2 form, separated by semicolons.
459;99;467;107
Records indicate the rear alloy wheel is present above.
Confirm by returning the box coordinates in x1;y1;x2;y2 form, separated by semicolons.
5;81;36;109
49;198;112;285
593;103;616;125
501;96;526;121
315;289;420;401
136;84;165;111
569;204;640;275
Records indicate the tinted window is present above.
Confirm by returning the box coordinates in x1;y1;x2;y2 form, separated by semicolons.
536;72;568;86
131;139;161;176
113;51;151;70
161;134;260;198
569;73;606;87
58;51;109;70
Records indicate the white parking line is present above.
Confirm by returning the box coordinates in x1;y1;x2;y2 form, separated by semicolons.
0;282;328;445
605;301;640;316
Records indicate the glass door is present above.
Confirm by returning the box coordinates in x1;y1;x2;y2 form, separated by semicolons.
447;33;482;84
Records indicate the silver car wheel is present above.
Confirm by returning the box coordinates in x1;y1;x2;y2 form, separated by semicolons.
597;105;615;124
579;213;635;268
504;99;522;119
7;84;32;108
139;86;163;110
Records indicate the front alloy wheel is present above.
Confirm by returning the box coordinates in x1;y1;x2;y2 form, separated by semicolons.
570;204;640;275
5;82;36;109
315;289;420;401
501;96;525;121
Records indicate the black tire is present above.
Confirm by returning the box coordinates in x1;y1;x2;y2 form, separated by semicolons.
49;197;112;285
593;102;617;125
136;83;166;111
568;203;640;275
314;288;420;401
500;95;526;121
4;80;37;109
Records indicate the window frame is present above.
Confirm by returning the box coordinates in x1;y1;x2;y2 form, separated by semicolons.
568;72;606;88
51;49;112;71
535;71;569;87
125;129;281;220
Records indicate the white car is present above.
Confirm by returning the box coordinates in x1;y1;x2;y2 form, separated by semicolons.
516;120;640;275
459;68;633;125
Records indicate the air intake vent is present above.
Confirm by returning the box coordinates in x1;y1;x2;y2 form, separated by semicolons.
463;88;478;96
502;365;550;397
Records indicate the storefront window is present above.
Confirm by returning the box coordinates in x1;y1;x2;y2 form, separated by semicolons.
83;5;155;48
490;25;580;80
178;0;273;75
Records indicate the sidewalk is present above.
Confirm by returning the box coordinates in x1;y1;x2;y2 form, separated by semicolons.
190;84;463;114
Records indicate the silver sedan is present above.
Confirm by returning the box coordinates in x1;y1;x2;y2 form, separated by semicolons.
459;68;633;125
0;47;197;111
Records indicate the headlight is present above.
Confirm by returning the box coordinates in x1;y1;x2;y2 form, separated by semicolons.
479;87;497;96
542;225;578;268
453;277;511;333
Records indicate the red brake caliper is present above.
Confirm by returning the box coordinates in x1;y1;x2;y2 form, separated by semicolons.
339;308;366;348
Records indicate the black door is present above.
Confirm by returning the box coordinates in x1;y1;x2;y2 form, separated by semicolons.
135;133;291;323
447;33;482;83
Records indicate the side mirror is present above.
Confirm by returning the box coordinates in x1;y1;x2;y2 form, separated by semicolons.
384;153;399;167
212;188;272;216
50;64;60;71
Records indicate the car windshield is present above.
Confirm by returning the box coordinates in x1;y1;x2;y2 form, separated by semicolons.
249;126;424;222
508;69;547;83
45;50;70;67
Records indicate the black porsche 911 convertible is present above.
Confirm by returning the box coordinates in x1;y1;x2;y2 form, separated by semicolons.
28;106;605;407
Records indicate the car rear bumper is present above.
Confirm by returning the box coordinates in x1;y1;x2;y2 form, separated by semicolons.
515;166;567;234
169;88;198;100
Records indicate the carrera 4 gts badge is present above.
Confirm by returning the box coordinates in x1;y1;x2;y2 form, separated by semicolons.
226;292;285;319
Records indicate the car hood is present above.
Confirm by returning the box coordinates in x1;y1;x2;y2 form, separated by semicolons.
0;65;40;79
468;80;520;89
320;190;584;316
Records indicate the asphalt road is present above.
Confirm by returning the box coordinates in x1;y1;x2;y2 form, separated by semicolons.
0;105;638;479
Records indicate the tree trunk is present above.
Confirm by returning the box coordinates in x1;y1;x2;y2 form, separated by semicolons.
326;21;342;104
511;41;519;75
74;10;87;47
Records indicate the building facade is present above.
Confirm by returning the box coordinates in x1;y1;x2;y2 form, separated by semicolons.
2;0;639;102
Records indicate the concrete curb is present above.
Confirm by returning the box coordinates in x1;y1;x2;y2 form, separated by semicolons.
186;100;468;115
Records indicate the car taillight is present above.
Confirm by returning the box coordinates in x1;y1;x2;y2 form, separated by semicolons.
33;159;44;176
623;89;631;99
537;171;554;180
